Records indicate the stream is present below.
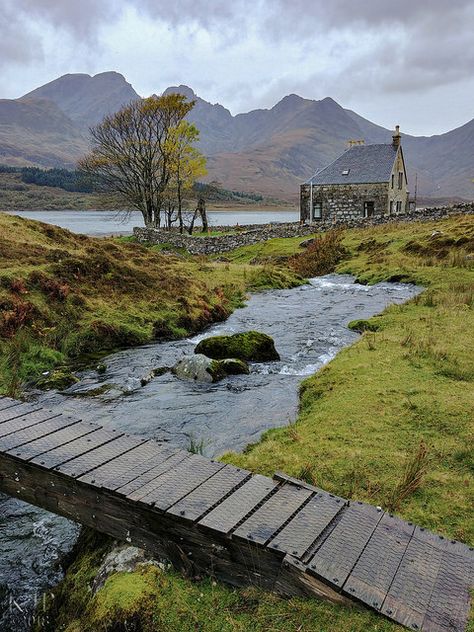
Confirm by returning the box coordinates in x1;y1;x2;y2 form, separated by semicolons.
0;274;421;630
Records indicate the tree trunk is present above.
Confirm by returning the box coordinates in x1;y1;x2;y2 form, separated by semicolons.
177;178;184;234
198;196;208;231
188;207;199;235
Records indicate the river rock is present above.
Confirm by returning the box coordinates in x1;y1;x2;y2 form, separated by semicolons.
194;331;280;362
172;354;249;383
91;543;167;594
36;368;79;390
220;358;250;375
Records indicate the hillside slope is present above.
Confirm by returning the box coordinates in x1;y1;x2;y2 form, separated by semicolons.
1;74;473;201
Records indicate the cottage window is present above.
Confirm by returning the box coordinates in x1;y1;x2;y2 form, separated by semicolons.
341;169;350;175
398;172;403;189
363;201;375;218
391;174;395;189
313;202;322;220
389;201;394;214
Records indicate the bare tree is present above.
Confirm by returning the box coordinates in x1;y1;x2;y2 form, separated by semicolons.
78;94;201;228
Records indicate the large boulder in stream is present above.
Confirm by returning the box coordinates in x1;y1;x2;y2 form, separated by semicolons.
194;331;280;362
172;354;249;383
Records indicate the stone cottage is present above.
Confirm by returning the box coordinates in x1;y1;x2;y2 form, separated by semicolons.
300;126;409;223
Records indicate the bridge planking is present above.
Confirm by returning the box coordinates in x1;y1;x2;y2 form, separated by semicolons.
0;409;62;438
0;400;472;632
167;464;251;522
0;401;42;421
79;440;164;487
268;491;346;558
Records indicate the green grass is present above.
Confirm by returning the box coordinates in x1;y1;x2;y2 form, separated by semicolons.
224;215;474;542
217;235;315;263
27;214;474;631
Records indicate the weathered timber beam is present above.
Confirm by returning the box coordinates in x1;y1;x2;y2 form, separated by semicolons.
0;452;345;603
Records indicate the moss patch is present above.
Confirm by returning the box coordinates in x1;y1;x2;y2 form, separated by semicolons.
195;331;280;362
347;318;382;333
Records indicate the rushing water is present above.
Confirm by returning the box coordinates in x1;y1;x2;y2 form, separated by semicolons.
0;275;421;630
3;209;299;236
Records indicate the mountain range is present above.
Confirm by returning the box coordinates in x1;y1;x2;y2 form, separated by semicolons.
1;72;473;201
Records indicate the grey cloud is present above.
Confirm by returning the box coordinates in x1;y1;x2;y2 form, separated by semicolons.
0;4;42;70
13;0;118;37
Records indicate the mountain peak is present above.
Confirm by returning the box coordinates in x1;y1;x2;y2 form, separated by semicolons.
21;71;139;127
163;85;196;100
92;71;127;82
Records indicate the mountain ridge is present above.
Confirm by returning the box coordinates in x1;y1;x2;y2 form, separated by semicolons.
0;72;472;200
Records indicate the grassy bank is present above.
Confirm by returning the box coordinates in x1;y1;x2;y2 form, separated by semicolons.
226;215;474;542
18;214;474;630
0;213;300;395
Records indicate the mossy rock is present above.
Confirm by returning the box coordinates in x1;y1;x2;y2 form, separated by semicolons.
347;319;381;333
195;331;280;362
173;355;250;383
208;358;250;381
36;368;79;390
220;358;250;375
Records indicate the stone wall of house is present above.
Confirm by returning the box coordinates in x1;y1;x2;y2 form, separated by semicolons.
134;202;474;255
300;182;392;222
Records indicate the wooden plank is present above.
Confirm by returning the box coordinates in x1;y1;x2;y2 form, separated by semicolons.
118;451;190;499
0;402;41;422
106;445;178;491
54;434;141;478
380;527;445;630
233;483;313;546
29;427;121;470
342;513;415;610
414;526;474;559
273;471;345;502
307;502;383;588
0;409;61;438
268;491;346;558
0;415;81;452
167;464;251;522
138;454;224;510
78;440;165;487
422;549;474;632
8;420;99;462
0;398;24;412
274;555;353;606
199;474;278;535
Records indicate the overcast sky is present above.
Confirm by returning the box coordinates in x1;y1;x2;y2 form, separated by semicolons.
1;0;473;136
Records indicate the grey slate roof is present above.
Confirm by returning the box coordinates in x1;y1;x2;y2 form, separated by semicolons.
306;143;398;186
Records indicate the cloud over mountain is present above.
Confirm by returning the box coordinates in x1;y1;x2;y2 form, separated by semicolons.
0;2;473;136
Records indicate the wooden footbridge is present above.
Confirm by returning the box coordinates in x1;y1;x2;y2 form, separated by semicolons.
0;396;472;631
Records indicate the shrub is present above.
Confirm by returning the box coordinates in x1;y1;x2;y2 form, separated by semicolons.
289;229;346;277
387;441;429;511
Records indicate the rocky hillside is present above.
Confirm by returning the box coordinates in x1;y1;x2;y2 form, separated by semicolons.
1;73;473;201
22;72;139;129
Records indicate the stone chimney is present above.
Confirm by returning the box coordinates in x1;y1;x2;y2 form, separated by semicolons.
347;139;365;148
392;125;401;148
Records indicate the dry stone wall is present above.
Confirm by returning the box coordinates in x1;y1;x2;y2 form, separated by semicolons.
133;223;316;254
133;203;474;255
